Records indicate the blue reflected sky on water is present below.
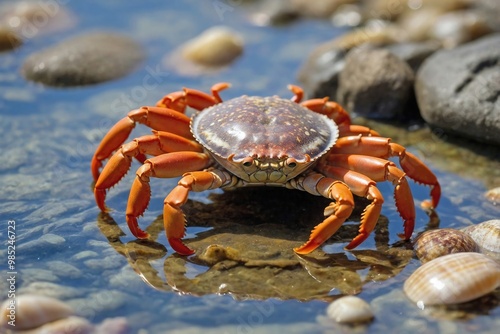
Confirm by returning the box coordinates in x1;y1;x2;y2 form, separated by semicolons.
1;1;499;333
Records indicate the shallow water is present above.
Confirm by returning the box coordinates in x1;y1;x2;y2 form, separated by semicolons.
1;1;499;333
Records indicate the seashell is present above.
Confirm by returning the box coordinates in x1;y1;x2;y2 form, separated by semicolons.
19;316;94;334
181;26;243;67
484;187;500;205
0;294;74;330
462;220;500;260
414;228;479;263
403;252;500;307
326;295;374;324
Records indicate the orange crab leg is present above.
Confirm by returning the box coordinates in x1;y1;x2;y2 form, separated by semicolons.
301;97;351;127
156;82;230;112
91;107;193;181
318;165;385;249
91;83;229;182
163;169;232;255
300;97;380;136
288;84;352;128
94;132;204;211
125;152;212;240
332;136;441;208
292;173;355;254
326;154;416;241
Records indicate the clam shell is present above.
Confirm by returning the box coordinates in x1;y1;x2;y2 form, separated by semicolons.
404;252;500;307
462;220;500;255
414;228;478;263
0;294;74;330
326;296;374;324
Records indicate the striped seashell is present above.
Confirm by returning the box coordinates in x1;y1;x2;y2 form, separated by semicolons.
462;220;500;255
404;252;500;307
414;228;479;263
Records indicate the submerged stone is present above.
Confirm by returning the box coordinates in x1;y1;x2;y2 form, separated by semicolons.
22;32;144;87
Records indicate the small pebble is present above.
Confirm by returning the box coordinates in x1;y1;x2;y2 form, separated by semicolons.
166;26;243;75
182;26;243;66
0;26;22;52
485;187;500;205
326;295;374;324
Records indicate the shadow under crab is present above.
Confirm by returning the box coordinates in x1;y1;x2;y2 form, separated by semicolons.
97;187;416;301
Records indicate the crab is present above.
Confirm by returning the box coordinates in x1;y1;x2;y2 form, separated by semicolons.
91;83;441;256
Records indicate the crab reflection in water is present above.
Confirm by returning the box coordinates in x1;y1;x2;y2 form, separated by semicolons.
96;187;415;301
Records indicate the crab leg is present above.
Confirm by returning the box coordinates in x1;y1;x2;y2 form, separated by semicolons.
163;169;233;255
156;82;230;111
91;107;193;181
125;152;212;240
291;173;355;254
94;132;204;211
332;136;441;208
326;154;417;242
318;165;385;249
91;83;229;182
300;96;379;137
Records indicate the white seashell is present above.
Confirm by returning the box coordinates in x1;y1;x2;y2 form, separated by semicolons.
462;220;500;255
0;294;74;330
326;296;374;324
181;26;243;66
403;252;500;307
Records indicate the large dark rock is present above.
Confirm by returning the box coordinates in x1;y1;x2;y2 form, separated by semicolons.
415;33;500;146
22;32;144;87
337;47;415;119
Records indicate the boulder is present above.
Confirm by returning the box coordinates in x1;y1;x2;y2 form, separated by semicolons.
415;33;500;145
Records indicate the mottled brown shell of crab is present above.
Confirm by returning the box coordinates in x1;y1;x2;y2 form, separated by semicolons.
191;95;339;162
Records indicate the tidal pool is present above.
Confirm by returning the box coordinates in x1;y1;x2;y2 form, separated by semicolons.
1;1;499;333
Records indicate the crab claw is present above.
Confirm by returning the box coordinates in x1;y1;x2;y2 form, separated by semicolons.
293;177;354;254
94;149;135;212
164;185;194;255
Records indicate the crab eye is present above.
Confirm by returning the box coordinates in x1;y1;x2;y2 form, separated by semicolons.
286;158;297;168
242;157;254;167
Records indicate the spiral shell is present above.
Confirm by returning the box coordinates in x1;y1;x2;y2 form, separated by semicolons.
326;296;374;324
414;228;479;263
0;294;74;330
404;252;500;307
462;220;500;255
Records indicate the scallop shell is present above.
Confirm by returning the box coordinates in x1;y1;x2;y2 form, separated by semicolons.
326;296;374;324
0;294;74;330
414;228;479;263
403;252;500;307
462;220;500;255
